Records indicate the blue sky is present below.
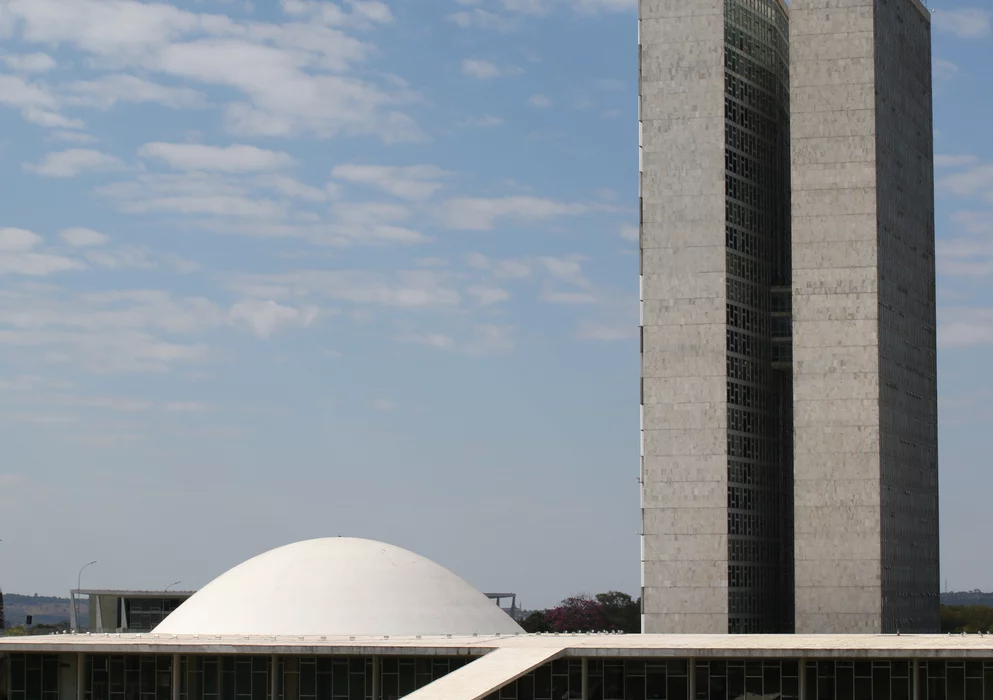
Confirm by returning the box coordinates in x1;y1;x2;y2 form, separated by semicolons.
0;0;989;608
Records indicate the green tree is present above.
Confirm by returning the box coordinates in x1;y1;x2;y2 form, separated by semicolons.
940;605;993;633
519;610;552;633
595;591;641;633
0;588;5;630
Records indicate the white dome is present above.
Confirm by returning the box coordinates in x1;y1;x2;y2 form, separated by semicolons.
153;537;523;637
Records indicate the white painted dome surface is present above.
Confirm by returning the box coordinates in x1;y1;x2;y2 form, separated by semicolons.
153;538;523;637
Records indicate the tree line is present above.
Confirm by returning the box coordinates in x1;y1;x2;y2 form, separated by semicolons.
941;605;993;633
519;592;641;633
518;596;993;635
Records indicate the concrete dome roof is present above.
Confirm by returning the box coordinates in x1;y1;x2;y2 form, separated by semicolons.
153;537;523;637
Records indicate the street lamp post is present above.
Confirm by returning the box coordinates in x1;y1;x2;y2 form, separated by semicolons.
164;581;181;592
74;561;97;632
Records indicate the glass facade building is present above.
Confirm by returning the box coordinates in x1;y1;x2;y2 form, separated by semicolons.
722;0;793;634
6;654;993;700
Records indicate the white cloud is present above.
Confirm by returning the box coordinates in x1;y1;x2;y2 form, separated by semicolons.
24;149;125;178
400;323;514;355
24;109;85;129
468;253;532;278
458;114;504;128
152;39;420;142
464;324;514;356
4;0;200;57
462;58;500;80
572;0;635;11
940;309;993;348
539;255;590;287
255;174;327;201
0;75;55;109
371;398;397;411
542;290;599;304
2;52;56;72
0;328;209;373
280;0;394;27
0;287;220;373
403;331;455;349
466;252;490;270
935;155;979;168
0;254;84;277
138;142;296;172
0;228;84;277
4;0;421;142
467;285;510;305
494;259;532;278
528;93;552;108
97;172;425;246
67;75;206;109
934;59;958;82
60;227;110;247
164;401;213;413
60;395;154;412
230;269;461;308
952;211;993;235
939;162;993;201
461;58;521;80
447;8;512;31
933;8;991;39
49;130;97;144
97;173;288;220
332;164;449;201
84;248;156;270
593;78;624;91
348;1;394;24
124;194;285;218
324;201;427;244
0;74;80;129
437;196;586;230
228;299;319;338
577;321;637;341
619;224;639;241
0;227;43;251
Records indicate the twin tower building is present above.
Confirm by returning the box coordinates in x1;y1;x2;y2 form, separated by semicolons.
638;0;939;634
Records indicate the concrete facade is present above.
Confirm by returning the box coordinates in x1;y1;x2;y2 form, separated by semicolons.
639;0;730;635
640;0;939;634
790;0;938;634
790;0;885;635
640;0;793;635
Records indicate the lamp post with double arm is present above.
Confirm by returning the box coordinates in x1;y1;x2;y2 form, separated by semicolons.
74;561;97;632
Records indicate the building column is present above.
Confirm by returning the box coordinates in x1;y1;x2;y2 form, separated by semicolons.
581;659;588;700
913;660;919;700
689;660;696;700
371;657;380;700
799;660;807;700
172;655;180;700
271;656;279;700
76;653;85;700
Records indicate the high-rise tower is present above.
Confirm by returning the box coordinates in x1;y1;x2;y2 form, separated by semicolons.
790;0;939;634
639;0;939;634
639;0;793;634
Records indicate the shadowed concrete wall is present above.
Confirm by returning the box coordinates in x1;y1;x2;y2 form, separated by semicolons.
791;0;938;633
639;0;729;634
873;0;940;633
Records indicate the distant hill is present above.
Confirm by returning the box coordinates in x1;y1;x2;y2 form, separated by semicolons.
2;593;88;628
942;591;993;607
